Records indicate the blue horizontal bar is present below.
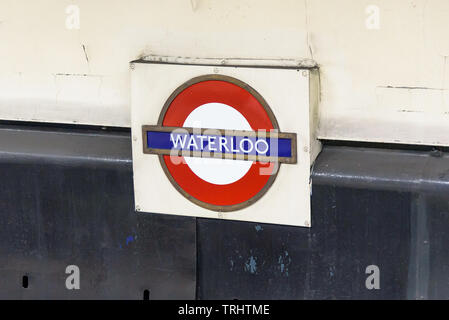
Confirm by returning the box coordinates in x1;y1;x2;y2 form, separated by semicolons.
146;131;292;158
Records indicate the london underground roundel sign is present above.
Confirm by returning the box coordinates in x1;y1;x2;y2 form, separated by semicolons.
142;75;297;212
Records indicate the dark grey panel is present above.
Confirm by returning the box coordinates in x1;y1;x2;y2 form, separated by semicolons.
196;219;311;300
307;186;410;300
197;187;410;300
426;196;449;299
0;125;196;300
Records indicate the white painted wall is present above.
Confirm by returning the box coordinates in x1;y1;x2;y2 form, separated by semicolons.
1;0;448;145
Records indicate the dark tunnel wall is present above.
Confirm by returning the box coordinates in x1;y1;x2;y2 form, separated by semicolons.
0;123;448;299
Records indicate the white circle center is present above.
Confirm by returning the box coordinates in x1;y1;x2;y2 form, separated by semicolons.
183;102;253;185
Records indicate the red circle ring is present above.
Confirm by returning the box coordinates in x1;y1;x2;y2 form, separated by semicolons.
157;74;280;212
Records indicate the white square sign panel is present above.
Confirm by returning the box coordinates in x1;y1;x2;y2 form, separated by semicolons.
131;59;320;227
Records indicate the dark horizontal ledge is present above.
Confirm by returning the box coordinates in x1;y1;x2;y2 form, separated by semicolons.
312;145;449;194
0;123;132;167
0;122;448;194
